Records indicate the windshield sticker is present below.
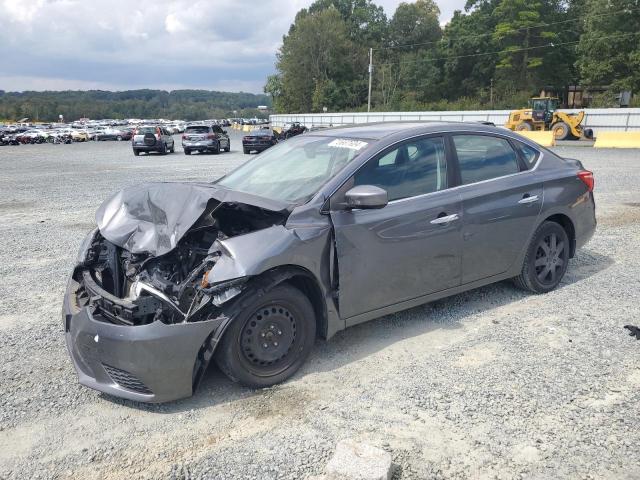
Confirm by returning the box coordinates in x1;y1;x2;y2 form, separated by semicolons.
328;139;368;150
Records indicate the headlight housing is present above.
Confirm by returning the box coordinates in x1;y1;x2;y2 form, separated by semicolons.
76;228;99;265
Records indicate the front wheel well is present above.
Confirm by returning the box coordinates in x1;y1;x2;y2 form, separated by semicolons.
543;214;576;258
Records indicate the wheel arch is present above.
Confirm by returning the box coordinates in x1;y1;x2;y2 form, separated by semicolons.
191;265;328;392
540;213;576;258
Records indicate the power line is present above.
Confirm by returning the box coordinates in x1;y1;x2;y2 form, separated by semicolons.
375;31;640;69
372;6;640;52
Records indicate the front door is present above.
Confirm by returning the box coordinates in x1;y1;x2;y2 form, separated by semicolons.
329;136;463;321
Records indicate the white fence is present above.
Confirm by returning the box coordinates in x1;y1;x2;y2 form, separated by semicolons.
270;108;640;136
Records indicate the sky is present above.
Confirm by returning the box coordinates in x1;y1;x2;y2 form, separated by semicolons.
0;0;467;94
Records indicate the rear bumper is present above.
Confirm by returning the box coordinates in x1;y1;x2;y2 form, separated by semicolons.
182;140;217;149
243;142;272;151
63;277;222;403
574;192;597;251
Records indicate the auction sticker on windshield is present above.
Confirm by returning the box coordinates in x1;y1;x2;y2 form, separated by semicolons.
328;139;368;150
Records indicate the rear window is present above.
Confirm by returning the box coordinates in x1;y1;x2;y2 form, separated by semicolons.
137;127;156;134
514;140;540;169
186;126;211;134
453;135;521;185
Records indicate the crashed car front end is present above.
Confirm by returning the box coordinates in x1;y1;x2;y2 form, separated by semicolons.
63;182;293;402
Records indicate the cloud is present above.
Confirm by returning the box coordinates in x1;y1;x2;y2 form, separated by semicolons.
0;0;465;93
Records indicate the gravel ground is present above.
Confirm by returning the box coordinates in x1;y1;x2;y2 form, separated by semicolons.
0;133;639;480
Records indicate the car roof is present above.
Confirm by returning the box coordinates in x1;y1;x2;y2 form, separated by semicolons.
304;121;506;140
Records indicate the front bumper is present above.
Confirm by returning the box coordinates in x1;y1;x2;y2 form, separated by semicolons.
63;278;222;403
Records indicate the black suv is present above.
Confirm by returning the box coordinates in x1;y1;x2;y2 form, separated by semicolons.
182;124;230;155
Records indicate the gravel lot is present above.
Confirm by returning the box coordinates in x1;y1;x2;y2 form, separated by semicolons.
0;132;639;480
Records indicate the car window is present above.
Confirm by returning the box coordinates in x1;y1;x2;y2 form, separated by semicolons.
453;135;520;185
213;125;224;134
185;126;210;134
513;140;539;169
354;137;447;201
136;127;156;135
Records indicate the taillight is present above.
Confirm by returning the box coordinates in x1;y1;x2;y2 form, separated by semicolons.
182;134;186;140
577;170;594;192
207;133;217;139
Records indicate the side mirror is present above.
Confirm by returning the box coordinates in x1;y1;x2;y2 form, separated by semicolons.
344;185;388;210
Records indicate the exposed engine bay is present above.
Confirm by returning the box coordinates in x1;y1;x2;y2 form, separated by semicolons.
74;200;288;326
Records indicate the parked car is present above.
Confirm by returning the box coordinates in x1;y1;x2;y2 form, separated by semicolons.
95;128;132;141
132;126;175;156
182;124;230;155
279;122;307;140
63;122;596;402
242;129;278;154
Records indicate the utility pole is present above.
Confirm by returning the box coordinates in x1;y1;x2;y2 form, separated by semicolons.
367;48;373;113
490;78;494;108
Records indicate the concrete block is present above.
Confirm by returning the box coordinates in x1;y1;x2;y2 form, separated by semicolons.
325;439;392;480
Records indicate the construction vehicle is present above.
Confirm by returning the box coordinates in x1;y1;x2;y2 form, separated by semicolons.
505;97;593;140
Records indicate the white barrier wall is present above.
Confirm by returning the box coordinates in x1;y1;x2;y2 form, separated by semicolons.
270;108;640;136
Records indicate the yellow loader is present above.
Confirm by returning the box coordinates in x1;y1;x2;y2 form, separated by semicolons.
505;97;593;140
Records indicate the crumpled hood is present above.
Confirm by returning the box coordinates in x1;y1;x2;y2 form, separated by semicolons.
95;182;291;257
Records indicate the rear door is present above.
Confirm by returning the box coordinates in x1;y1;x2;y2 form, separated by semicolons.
451;134;543;284
330;135;463;321
213;125;229;148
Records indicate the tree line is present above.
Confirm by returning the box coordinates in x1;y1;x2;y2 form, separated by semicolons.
265;0;640;113
0;90;272;122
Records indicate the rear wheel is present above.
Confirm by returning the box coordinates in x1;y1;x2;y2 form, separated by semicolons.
169;143;175;153
516;122;533;131
514;221;570;294
159;142;167;155
184;148;191;155
243;147;250;154
215;284;316;388
212;142;220;155
552;122;570;141
133;149;140;156
116;135;123;141
224;141;230;152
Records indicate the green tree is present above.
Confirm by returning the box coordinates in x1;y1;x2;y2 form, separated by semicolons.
275;7;365;112
308;0;388;44
577;0;640;92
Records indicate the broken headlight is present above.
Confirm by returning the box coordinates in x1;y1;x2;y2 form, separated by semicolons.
76;228;99;265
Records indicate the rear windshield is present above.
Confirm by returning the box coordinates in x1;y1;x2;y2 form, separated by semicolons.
186;126;210;134
137;127;156;134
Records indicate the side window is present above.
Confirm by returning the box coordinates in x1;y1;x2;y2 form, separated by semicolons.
354;137;447;201
453;135;521;185
513;140;539;169
213;125;224;134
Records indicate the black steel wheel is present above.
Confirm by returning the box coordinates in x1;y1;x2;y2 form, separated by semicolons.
514;221;570;293
215;284;316;387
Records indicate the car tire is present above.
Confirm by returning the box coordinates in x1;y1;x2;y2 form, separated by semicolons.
169;143;175;153
224;141;230;152
159;142;167;155
215;284;316;388
133;149;140;156
184;148;191;155
243;148;250;154
116;135;123;141
212;142;220;155
513;221;570;294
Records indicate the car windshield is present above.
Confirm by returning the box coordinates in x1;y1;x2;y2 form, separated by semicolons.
186;126;210;134
217;135;369;203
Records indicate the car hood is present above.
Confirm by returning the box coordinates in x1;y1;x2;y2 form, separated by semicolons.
95;182;291;257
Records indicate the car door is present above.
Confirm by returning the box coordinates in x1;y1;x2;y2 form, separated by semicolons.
451;134;543;284
214;125;229;148
329;135;463;322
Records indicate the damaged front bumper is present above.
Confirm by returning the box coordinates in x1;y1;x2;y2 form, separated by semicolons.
63;277;224;403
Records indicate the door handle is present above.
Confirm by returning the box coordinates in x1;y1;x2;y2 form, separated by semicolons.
518;195;540;205
430;213;459;225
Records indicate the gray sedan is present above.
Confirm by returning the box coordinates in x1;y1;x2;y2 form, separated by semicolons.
63;122;596;402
